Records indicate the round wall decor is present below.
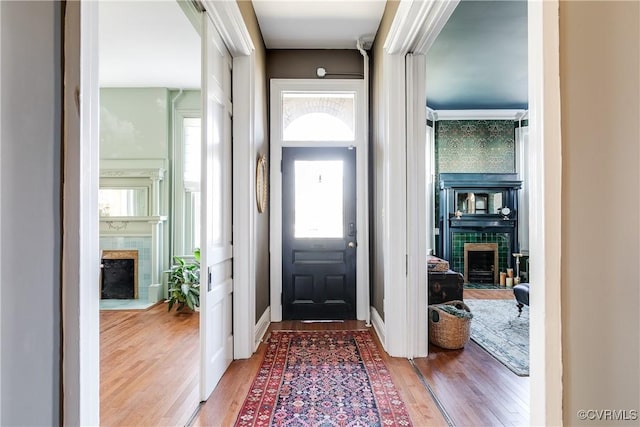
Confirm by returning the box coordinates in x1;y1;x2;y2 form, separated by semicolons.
256;154;268;213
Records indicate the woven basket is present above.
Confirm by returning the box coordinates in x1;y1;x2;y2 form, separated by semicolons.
428;300;472;349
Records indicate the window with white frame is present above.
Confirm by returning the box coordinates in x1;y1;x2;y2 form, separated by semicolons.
174;116;201;257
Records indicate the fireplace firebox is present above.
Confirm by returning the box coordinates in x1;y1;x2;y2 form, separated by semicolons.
101;250;138;299
464;243;498;284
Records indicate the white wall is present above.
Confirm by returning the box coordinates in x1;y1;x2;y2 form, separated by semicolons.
560;2;640;424
0;2;61;425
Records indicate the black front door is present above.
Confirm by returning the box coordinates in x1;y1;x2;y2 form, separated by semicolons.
282;147;357;320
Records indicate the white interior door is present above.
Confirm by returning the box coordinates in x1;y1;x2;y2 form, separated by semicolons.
200;13;233;400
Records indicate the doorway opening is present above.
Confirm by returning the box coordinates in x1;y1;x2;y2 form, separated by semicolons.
97;1;202;425
269;79;370;323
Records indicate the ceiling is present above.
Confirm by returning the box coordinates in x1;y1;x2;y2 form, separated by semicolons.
251;0;386;49
99;1;201;89
426;0;528;110
98;0;528;110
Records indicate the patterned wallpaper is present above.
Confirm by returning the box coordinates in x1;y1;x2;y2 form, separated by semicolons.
433;119;516;230
435;120;515;175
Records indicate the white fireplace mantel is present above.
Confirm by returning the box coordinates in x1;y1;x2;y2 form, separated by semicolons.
99;159;168;290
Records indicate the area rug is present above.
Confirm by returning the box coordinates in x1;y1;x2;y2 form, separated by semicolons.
464;299;529;376
463;283;505;290
235;330;413;426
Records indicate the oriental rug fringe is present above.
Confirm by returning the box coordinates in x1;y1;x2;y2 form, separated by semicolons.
235;330;413;427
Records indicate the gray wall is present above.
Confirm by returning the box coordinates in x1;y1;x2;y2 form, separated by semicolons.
0;1;61;425
266;49;363;80
370;0;400;321
560;2;640;424
237;1;270;320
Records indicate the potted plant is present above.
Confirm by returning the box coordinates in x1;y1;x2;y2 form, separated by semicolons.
167;248;200;312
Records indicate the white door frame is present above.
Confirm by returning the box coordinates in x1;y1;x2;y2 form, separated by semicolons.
387;0;563;425
269;79;370;322
62;1;255;424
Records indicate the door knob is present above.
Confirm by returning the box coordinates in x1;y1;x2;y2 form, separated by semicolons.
348;242;356;248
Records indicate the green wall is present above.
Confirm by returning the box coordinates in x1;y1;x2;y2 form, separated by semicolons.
100;88;169;159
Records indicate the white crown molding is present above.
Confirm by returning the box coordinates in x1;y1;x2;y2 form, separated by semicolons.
385;0;460;55
201;0;254;56
433;109;527;121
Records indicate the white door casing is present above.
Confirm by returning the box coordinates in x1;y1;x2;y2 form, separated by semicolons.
270;79;369;322
62;0;255;422
200;14;234;400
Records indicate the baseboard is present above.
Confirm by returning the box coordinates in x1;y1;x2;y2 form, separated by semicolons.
254;307;271;351
370;307;385;347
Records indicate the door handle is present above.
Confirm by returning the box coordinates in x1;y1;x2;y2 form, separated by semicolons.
348;241;356;248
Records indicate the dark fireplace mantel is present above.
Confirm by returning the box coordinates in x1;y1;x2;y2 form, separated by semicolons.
438;173;522;278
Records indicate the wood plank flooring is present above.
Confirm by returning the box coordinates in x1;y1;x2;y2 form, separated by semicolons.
414;287;530;426
193;321;448;427
100;303;200;427
101;289;529;426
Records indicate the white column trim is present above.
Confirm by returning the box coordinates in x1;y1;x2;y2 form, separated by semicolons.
528;1;563;425
381;54;408;357
62;2;101;425
405;54;428;358
232;53;256;359
0;3;3;419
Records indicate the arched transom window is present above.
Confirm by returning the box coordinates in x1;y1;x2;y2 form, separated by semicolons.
282;92;356;141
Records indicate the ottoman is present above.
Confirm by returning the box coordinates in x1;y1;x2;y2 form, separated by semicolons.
513;283;530;316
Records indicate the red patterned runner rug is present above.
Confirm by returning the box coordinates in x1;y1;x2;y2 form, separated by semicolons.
235;330;413;426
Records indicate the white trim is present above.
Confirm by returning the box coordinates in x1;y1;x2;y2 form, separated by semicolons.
381;0;458;358
203;0;256;361
0;3;3;418
232;53;256;359
62;2;101;425
381;54;408;357
433;109;527;121
356;41;371;327
405;54;428;358
269;79;370;322
254;307;271;350
65;0;258;420
202;0;253;56
528;1;563;425
370;307;386;346
385;0;459;55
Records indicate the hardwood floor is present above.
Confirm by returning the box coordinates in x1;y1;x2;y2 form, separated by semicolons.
413;287;530;426
100;303;200;427
193;321;448;427
101;289;528;426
